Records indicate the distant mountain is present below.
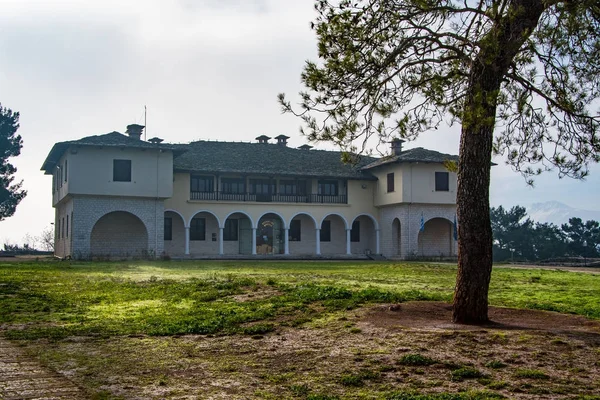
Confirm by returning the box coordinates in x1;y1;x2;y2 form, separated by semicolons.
526;201;600;225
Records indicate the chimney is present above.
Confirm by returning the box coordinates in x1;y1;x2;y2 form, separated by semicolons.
255;135;271;144
298;144;313;150
274;134;290;146
391;138;405;155
126;124;145;140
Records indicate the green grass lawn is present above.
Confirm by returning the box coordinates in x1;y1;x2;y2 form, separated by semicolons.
1;260;599;340
1;260;599;400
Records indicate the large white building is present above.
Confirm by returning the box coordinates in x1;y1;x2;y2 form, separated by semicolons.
42;125;458;260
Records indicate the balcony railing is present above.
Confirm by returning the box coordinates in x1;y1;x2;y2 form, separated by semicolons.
190;191;347;204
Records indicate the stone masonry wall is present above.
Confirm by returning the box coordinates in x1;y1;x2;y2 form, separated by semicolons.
71;195;164;259
379;203;458;259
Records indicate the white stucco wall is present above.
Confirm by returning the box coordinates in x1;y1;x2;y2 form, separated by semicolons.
53;146;173;206
371;163;457;206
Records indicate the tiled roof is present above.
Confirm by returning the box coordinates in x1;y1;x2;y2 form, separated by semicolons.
41;131;460;178
173;141;378;180
362;147;459;170
41;132;180;174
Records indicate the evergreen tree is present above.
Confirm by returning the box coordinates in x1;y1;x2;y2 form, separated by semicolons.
280;0;600;323
0;103;26;221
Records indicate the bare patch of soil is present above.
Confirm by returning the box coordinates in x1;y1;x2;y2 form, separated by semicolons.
364;301;600;337
17;302;600;399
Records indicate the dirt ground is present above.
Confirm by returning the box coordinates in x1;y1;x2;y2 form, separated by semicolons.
11;301;598;399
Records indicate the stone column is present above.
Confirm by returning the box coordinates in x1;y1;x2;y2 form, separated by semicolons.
219;227;224;255
346;229;352;255
251;228;257;255
315;228;321;255
184;226;190;255
284;228;290;255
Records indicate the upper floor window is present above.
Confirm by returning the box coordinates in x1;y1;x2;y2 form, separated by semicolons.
164;217;173;241
387;173;395;192
249;179;275;195
60;165;63;187
64;160;68;183
318;180;338;196
113;159;132;182
320;220;331;242
221;178;245;194
191;175;214;192
351;220;360;242
280;180;306;196
190;217;206;241
290;219;301;241
435;172;449;191
224;219;238;241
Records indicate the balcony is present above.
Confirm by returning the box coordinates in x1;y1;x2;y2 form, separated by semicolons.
190;191;347;204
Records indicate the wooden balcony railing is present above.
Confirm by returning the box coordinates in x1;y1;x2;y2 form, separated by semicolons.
190;191;347;204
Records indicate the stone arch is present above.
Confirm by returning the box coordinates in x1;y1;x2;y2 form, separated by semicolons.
417;217;454;257
320;213;348;255
90;211;148;258
165;209;187;227
189;210;221;256
288;212;317;256
350;213;380;230
257;211;288;229
256;213;286;255
289;212;318;230
320;213;349;230
221;210;253;229
350;214;378;255
188;210;221;229
164;210;186;257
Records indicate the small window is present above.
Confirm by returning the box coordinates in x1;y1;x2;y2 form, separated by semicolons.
435;172;449;191
387;173;394;192
66;215;69;238
164;217;173;241
224;219;238;241
190;217;206;241
64;160;68;182
60;166;63;187
320;220;331;242
113;160;132;182
351;220;360;242
190;175;214;192
290;219;301;241
318;180;338;196
62;217;65;239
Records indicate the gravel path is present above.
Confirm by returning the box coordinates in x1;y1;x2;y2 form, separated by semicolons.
0;337;87;400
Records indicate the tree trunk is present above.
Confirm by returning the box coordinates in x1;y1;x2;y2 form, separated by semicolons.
452;0;547;324
453;105;495;324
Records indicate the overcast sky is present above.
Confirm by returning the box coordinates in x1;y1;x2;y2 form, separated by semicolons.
1;0;599;247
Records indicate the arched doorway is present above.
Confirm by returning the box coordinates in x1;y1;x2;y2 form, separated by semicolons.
417;217;453;257
320;214;347;255
288;213;317;256
223;211;253;255
189;211;220;256
350;215;377;255
256;213;285;255
90;211;148;258
392;218;401;257
164;211;186;257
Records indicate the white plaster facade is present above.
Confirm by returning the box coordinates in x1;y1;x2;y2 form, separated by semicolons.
43;128;458;260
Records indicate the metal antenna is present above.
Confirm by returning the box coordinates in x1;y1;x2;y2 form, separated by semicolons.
144;105;147;141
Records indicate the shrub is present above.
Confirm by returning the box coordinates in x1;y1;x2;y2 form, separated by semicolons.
398;354;436;366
